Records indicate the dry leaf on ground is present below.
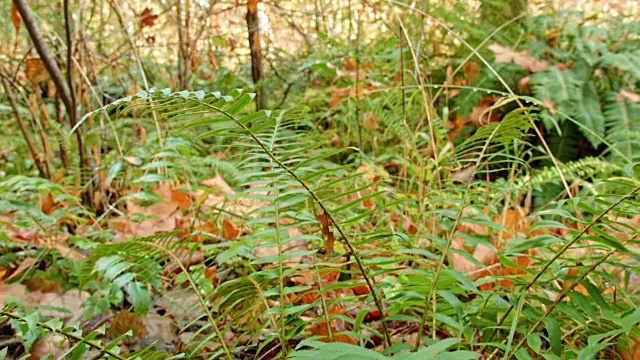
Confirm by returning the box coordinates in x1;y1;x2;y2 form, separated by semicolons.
488;44;548;73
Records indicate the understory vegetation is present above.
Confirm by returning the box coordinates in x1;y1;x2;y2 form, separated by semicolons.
0;0;639;359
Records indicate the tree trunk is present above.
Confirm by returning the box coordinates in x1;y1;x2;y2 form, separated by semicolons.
177;0;191;89
246;0;267;110
14;0;91;205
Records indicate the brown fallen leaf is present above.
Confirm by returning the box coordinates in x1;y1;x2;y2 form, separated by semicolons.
26;58;48;84
139;7;158;30
469;96;502;125
163;249;205;276
618;336;640;360
363;111;379;132
222;217;240;239
617;90;640;103
450;164;476;184
201;173;235;194
316;211;331;237
463;61;481;83
307;306;358;345
7;258;38;281
402;218;418;235
0;283;27;307
11;3;21;33
488;43;548;73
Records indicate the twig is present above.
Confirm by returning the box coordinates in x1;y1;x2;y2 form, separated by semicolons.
0;64;47;179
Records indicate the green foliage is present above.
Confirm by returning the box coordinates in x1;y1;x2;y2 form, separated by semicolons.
1;2;640;359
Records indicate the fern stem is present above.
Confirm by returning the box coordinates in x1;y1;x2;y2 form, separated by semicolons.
481;184;640;352
414;110;507;350
144;241;233;359
196;99;392;348
269;116;289;354
502;250;616;360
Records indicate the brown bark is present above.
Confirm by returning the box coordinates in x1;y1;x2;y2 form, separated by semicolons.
0;65;47;179
177;0;191;89
246;0;267;110
14;0;90;205
12;0;73;122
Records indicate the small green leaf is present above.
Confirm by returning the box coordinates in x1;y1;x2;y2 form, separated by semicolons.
588;227;629;252
527;333;542;353
543;317;562;356
105;160;123;187
127;282;151;315
133;173;169;183
225;93;255;115
123;156;142;166
398;338;462;359
621;308;640;334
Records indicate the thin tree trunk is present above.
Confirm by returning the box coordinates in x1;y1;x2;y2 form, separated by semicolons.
55;94;69;168
246;0;267;110
12;0;73;117
177;0;190;89
0;66;48;179
13;0;88;193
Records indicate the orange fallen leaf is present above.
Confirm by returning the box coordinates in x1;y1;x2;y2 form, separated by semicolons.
316;211;331;237
402;218;418;235
26;58;48;84
171;189;192;210
222;218;240;239
307;306;358;345
140;7;158;29
11;3;21;33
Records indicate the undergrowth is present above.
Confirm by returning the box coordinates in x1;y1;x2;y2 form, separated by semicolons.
0;4;639;360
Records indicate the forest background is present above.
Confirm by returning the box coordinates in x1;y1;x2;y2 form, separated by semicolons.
0;0;640;359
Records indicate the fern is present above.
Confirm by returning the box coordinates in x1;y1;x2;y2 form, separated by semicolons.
77;88;397;356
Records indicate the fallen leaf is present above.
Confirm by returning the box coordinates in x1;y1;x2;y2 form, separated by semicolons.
204;266;218;285
469;96;502;125
316;211;331;237
402;218;418;235
255;228;307;267
140;7;158;29
222;218;240;239
38;290;89;326
463;61;481;83
143;313;176;344
171;189;192;210
542;98;557;115
201;173;235;194
450;164;476;184
307;307;357;345
617;90;640;103
363;111;379;132
7;258;38;281
26;58;48;84
331;133;342;148
163;249;205;276
31;334;68;359
489;44;548;73
11;3;21;33
0;283;27;307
